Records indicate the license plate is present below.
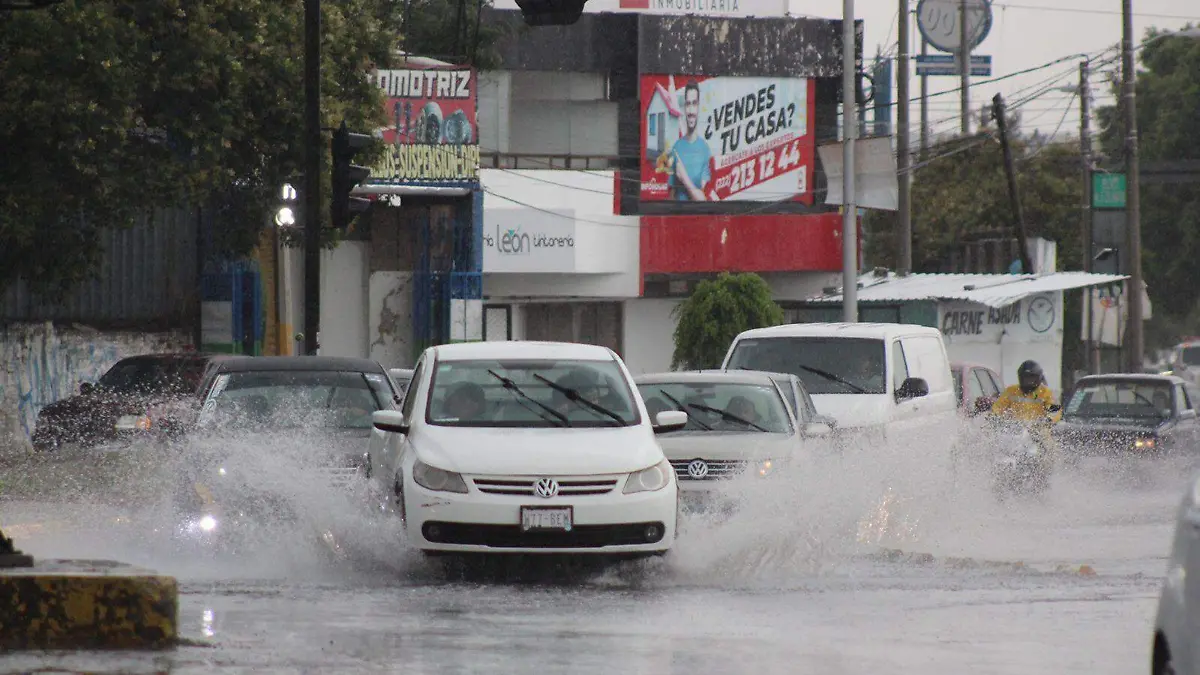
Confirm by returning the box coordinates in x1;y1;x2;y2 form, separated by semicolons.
520;506;573;532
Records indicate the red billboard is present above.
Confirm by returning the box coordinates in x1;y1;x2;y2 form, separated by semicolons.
372;66;479;183
640;75;815;205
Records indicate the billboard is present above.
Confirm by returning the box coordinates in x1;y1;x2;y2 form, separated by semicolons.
640;75;815;204
371;66;480;184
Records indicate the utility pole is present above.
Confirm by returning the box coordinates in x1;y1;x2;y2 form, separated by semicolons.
897;0;912;274
842;1;858;322
1079;59;1099;374
919;36;929;155
992;94;1034;276
303;0;322;356
958;0;970;134
1121;0;1144;371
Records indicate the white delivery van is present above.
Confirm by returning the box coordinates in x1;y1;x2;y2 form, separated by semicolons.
720;323;958;443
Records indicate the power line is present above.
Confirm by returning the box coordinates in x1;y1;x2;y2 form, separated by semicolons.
990;2;1200;21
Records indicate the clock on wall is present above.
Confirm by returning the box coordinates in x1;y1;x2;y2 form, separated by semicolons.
1026;296;1055;334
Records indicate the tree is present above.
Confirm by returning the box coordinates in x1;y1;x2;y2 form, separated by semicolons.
865;121;1086;273
0;0;503;299
671;272;784;371
1094;25;1200;348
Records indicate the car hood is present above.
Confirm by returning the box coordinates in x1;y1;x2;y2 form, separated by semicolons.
412;425;662;476
810;393;892;429
656;431;797;461
1057;416;1167;433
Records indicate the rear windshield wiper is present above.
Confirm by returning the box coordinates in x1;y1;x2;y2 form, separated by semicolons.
487;370;569;427
533;374;624;426
658;389;712;430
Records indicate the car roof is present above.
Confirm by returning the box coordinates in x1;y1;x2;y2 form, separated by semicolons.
691;368;799;383
950;362;997;372
211;356;387;374
115;352;226;364
1073;373;1186;386
431;341;616;362
634;371;782;386
733;322;942;341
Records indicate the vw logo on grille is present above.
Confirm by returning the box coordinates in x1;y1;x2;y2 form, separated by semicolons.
534;478;560;498
687;460;709;479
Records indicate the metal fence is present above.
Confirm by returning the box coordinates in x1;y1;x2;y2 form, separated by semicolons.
0;207;200;329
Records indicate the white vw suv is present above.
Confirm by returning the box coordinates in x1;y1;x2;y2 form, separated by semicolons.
366;341;687;558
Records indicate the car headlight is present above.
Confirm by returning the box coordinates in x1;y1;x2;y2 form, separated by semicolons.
1135;437;1157;449
756;459;776;477
411;460;468;494
623;459;672;494
115;414;151;431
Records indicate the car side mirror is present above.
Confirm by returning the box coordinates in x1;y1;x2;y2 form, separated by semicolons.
653;410;688;433
372;410;410;434
804;421;832;438
79;382;94;395
895;377;929;401
1181;409;1197;420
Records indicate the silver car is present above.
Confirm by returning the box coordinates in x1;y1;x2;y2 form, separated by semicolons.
1154;473;1200;675
634;371;831;513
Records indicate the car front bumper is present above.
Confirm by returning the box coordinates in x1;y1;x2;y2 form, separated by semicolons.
405;477;677;555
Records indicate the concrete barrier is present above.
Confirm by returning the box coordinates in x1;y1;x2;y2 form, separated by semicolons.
0;558;178;649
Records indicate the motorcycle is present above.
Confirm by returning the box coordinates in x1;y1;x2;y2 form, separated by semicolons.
988;406;1061;502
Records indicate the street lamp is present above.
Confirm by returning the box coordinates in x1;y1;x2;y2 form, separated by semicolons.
1122;19;1200;371
275;183;298;228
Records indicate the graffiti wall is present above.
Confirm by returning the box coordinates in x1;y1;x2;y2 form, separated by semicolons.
0;322;186;453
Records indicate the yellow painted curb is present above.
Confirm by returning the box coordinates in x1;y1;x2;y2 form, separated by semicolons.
0;559;178;650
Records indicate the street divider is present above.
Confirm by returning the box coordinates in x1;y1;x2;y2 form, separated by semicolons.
0;558;178;649
871;547;1098;576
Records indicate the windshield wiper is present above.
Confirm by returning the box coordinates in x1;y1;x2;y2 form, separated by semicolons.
657;389;712;430
533;373;624;426
487;370;569;427
795;364;868;394
682;401;768;432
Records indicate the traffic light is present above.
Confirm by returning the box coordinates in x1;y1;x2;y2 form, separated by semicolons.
331;121;373;231
514;0;587;26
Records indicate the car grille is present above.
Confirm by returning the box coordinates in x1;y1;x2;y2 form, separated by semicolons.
669;459;746;481
470;476;619;496
421;521;665;548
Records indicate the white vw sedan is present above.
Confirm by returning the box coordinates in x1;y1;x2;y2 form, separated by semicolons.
366;341;687;557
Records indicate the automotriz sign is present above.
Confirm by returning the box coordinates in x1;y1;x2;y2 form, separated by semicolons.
370;66;480;184
483;209;577;273
938;293;1060;344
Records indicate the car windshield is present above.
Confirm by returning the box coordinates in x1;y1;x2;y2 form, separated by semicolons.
198;370;392;430
725;337;887;395
1065;381;1174;420
637;381;792;433
1182;347;1200;366
427;359;640;428
97;358;205;395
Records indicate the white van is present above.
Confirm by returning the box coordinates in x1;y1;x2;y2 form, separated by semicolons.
720;323;958;443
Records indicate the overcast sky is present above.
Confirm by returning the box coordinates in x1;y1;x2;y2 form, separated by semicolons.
788;0;1200;149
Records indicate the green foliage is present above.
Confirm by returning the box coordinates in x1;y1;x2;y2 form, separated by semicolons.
0;0;500;300
865;121;1086;274
1094;25;1200;346
670;272;785;371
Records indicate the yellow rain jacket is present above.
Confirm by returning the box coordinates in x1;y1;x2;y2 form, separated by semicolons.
991;384;1060;423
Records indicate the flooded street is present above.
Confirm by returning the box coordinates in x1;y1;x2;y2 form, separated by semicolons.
0;441;1186;675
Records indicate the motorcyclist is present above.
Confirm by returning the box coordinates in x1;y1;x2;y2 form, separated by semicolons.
989;360;1061;459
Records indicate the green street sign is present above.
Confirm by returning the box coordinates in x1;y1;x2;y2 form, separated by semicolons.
1093;173;1127;209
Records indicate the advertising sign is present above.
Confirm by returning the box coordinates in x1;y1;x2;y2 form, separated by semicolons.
483;209;577;273
489;0;788;18
371;67;480;184
938;293;1060;344
640;75;815;204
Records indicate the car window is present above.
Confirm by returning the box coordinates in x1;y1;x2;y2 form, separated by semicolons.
983;370;1003;396
198;370;390;430
968;370;986;400
892;341;909;393
98;358;195;395
950;367;964;404
899;335;951;393
1176;384;1191;413
725;337;886;395
638;381;793;434
427;358;641;428
402;358;426;419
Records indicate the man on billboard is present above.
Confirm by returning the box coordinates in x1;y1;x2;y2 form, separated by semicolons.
668;82;710;201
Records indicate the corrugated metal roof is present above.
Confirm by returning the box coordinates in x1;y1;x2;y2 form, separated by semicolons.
807;271;1129;308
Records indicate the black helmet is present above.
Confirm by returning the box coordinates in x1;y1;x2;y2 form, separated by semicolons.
1017;360;1043;393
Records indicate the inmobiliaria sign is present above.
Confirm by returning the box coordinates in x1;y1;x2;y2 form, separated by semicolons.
371;66;480;184
639;75;815;204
